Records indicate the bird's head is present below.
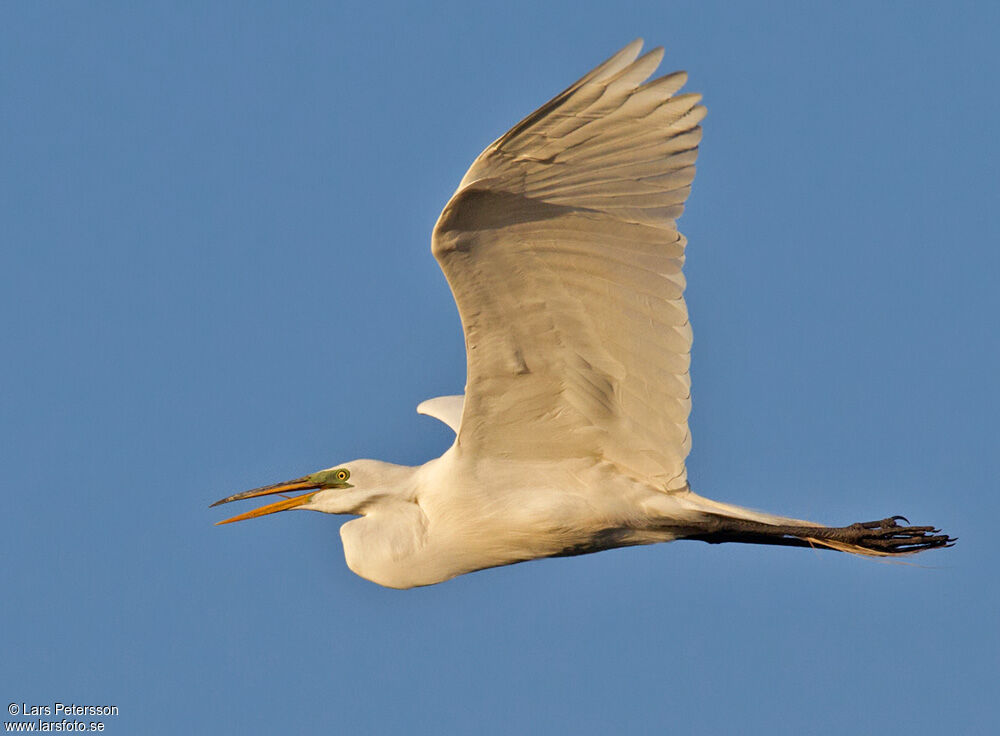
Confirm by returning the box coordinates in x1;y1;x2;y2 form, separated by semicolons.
210;459;410;525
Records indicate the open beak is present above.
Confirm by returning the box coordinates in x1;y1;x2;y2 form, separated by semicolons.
210;474;348;525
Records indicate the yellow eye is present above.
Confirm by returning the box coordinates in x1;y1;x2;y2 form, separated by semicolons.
336;469;349;481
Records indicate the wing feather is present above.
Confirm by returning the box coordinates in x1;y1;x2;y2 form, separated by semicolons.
431;40;702;489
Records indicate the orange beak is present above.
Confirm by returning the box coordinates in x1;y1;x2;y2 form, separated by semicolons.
210;477;322;526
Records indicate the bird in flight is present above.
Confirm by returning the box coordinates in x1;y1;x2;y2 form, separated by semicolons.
211;40;954;588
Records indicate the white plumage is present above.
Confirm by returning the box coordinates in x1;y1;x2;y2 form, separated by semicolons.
212;40;953;588
434;40;698;490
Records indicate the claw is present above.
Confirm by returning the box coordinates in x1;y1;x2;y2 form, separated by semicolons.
831;517;956;554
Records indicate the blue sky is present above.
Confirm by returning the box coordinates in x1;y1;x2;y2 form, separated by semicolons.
2;1;998;733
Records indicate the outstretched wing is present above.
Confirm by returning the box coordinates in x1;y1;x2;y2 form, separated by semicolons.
431;40;703;490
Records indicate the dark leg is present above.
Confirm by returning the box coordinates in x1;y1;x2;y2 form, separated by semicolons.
683;514;955;555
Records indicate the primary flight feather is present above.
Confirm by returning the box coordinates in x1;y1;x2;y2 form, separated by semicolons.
211;40;953;589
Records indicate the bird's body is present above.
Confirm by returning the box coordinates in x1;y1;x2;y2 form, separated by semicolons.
327;453;690;589
300;452;799;589
212;40;953;588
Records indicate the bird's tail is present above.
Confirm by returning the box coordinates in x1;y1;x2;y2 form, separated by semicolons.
677;490;954;556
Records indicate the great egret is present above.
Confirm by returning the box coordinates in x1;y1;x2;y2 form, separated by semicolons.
211;40;954;589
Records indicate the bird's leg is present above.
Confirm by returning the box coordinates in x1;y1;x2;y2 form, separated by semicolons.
682;514;955;555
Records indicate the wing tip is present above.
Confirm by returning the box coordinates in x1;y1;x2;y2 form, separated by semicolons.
593;38;645;78
417;395;465;434
624;37;644;53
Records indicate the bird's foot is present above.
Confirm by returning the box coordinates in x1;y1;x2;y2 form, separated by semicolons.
824;516;956;554
682;513;955;557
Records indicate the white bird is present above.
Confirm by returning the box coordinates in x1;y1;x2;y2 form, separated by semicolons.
211;40;953;589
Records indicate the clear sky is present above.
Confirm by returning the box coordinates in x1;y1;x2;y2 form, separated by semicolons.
2;1;998;733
